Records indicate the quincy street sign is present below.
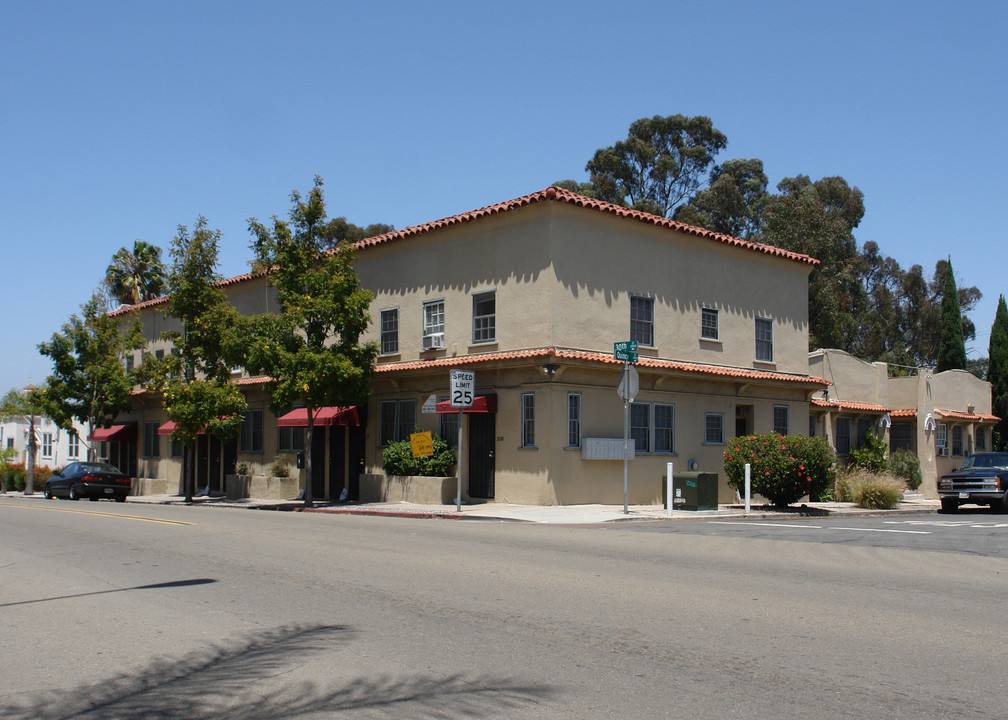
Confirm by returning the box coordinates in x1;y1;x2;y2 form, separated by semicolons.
614;340;638;363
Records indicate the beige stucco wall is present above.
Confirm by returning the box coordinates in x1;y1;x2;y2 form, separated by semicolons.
809;349;888;406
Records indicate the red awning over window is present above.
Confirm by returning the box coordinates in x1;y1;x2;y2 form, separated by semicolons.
90;423;137;442
435;394;497;414
276;406;363;427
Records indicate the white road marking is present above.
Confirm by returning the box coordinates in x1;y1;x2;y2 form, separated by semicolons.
708;522;822;529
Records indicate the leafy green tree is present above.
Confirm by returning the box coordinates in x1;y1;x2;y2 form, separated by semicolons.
105;239;167;306
936;259;968;372
672;158;769;238
560;114;728;217
247;176;379;508
758;175;866;351
319;218;395;251
988;295;1008;448
38;290;145;460
0;385;49;494
151;217;247;503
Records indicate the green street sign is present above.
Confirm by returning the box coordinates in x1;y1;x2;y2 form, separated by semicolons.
614;340;638;363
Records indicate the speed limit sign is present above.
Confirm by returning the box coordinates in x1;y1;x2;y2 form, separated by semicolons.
450;369;475;408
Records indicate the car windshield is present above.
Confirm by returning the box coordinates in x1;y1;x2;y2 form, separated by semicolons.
962;453;1008;469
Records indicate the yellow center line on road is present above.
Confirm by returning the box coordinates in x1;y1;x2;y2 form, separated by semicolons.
0;502;195;526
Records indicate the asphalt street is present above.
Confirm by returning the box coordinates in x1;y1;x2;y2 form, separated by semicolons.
1;499;1006;719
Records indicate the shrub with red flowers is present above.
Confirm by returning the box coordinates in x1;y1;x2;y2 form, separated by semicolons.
723;434;835;507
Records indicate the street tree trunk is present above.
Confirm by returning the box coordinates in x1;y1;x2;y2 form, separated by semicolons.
304;412;315;508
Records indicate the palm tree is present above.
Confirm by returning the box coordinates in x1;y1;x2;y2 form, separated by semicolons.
105;240;167;306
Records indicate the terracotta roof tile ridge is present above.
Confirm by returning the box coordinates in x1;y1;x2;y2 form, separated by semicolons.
109;269;264;317
352;187;819;267
935;408;1000;422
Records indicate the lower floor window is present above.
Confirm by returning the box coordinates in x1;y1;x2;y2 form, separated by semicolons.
629;402;675;454
890;421;913;451
836;417;851;455
773;405;789;435
240;409;264;452
380;399;416;446
976;426;987;451
705;413;724;444
521;393;535;448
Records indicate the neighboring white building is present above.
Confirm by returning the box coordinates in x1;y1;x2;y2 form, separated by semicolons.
1;415;91;470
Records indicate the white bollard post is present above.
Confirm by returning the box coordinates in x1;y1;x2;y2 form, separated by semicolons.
744;462;751;514
666;461;673;517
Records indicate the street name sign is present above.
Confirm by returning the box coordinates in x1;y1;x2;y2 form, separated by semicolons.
614;340;638;363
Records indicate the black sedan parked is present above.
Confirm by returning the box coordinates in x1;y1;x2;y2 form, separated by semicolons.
43;462;132;502
937;452;1008;513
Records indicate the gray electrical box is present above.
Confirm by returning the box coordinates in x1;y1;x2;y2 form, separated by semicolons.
663;472;718;511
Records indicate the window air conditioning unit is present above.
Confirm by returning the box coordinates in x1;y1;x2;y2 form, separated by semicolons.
936;446;949;457
423;333;445;350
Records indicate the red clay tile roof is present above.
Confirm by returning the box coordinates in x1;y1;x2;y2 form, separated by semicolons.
890;409;916;418
376;346;827;387
109;271;260;317
935;408;1000;422
810;398;889;413
353;186;819;267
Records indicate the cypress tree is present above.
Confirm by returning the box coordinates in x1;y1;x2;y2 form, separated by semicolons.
936;260;967;372
988;295;1008;449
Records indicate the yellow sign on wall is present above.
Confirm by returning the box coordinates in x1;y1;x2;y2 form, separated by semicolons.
410;430;434;458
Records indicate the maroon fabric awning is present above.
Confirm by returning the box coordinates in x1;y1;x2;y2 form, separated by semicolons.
276;406;363;427
90;423;136;442
157;421;176;436
435;394;497;414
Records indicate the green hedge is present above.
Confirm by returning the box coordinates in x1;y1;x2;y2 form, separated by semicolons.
382;435;456;477
723;434;836;507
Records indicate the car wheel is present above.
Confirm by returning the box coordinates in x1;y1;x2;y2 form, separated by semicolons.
115;495;127;503
44;484;53;500
996;494;1008;514
89;496;99;501
940;497;959;513
69;485;81;501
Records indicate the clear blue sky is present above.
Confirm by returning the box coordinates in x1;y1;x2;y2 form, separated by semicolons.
2;0;1006;393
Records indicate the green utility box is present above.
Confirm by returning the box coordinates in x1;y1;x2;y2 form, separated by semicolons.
662;472;718;511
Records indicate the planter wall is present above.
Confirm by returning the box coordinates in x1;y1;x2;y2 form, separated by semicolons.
359;474;459;504
225;474;299;500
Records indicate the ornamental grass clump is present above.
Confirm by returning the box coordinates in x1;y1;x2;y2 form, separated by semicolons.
723;434;836;507
843;470;905;509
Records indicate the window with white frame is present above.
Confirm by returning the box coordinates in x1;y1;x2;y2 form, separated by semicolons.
976;426;987;451
472;291;496;343
755;317;773;362
773;405;789;435
143;422;160;458
951;425;964;456
521;393;535;448
701;307;719;340
630;295;654;346
936;423;948;455
423;300;445;350
68;432;80;458
567;393;581;448
41;432;53;458
836;417;851;455
240;409;263;453
654;403;674;453
380;308;399;355
630;403;650;453
380;399;416;446
705;413;724;444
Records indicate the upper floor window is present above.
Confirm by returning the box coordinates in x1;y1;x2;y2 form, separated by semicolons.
630;295;654;346
423;300;445;350
125;353;135;372
755;317;773;362
472;291;496;343
380;308;399;355
701;307;719;340
567;393;581;448
240;409;263;453
68;432;80;459
142;422;160;458
773;405;789;435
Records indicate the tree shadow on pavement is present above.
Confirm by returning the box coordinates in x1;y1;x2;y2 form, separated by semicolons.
3;624;557;719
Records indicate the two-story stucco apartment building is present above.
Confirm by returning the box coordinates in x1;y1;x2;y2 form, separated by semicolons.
109;187;828;505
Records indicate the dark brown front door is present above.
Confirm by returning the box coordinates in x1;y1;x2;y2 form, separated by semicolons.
468;413;495;499
311;426;326;499
329;426;346;499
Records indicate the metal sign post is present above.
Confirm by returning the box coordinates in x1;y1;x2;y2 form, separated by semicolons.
615;343;639;514
450;369;475;512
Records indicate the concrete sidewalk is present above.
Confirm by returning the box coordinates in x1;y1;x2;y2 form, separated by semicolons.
2;490;941;524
